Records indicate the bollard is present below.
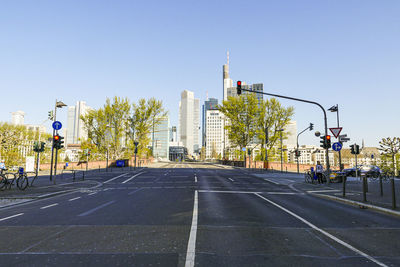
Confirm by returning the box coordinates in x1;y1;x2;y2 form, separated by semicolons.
391;178;396;210
73;171;75;181
99;166;100;172
363;176;367;202
342;175;347;197
83;171;85;180
379;175;383;197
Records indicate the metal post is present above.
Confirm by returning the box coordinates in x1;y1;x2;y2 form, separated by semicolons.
50;99;57;181
363;176;367;202
54;147;58;184
391;178;396;210
342;176;346;197
380;175;383;197
280;130;283;173
134;152;137;170
35;151;40;177
86;153;88;171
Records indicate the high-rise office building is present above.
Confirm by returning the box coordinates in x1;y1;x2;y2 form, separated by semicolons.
227;83;264;101
223;51;233;101
152;116;170;160
66;101;91;145
179;90;200;155
202;98;218;147
205;109;224;159
283;120;297;149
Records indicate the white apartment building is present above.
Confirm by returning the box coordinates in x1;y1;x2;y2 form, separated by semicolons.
11;111;25;125
288;145;334;166
66;101;91;145
179;90;200;155
205;110;224;159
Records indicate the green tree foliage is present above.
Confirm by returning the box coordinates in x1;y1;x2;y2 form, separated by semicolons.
379;137;400;175
219;94;260;152
81;96;167;160
219;95;294;161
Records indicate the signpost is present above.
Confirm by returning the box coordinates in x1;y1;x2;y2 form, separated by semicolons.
329;127;342;138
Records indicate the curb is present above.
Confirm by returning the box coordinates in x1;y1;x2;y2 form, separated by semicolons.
311;192;400;217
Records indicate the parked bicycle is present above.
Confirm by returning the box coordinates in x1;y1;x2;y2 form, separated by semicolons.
0;167;29;190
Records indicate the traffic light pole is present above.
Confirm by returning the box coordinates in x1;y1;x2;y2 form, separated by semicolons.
54;147;58;185
239;88;331;181
50;99;57;181
296;124;312;173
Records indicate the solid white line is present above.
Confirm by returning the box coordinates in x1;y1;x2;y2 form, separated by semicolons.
228;178;234;182
103;173;128;184
122;172;144;184
254;193;388;267
264;178;280;185
0;213;24;221
88;192;97;196
40;203;58;209
185;190;198;267
78;200;115;217
68;197;81;201
307;189;340;193
198;190;262;194
194;176;197;183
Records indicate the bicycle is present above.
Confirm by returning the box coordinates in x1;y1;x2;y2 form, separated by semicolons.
16;171;29;190
0;168;29;190
304;171;315;184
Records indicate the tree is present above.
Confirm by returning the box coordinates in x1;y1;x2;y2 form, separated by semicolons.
379;137;400;175
219;94;259;158
257;98;294;160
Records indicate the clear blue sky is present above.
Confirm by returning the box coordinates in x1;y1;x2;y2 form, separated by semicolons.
1;0;399;147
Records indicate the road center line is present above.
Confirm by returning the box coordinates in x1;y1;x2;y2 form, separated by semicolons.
228;178;234;182
194;176;197;183
254;193;388;267
78;200;115;217
40;203;58;209
103;173;128;184
88;192;97;196
68;197;81;201
185;190;198;267
122;172;144;184
0;213;24;222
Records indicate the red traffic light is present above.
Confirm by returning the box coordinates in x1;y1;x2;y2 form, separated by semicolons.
326;135;331;140
54;135;60;141
237;81;242;86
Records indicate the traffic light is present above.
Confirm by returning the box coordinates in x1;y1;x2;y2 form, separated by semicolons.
33;141;39;152
295;150;301;157
326;135;331;148
237;81;242;95
355;144;360;154
53;134;64;149
48;111;54;121
320;135;326;148
350;144;355;154
40;142;46;152
309;123;314;131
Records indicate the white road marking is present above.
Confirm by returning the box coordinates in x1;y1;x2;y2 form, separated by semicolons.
307;189;340;193
68;197;81;201
88;192;97;196
194;176;197;183
78;200;115;217
185;190;198;267
228;178;234;182
254;193;388;267
0;213;24;222
264;178;280;185
122;172;144;184
128;188;143;195
103;173;128;184
40;203;58;209
198;190;262;194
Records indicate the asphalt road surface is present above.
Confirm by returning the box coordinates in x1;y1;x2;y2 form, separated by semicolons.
0;162;399;267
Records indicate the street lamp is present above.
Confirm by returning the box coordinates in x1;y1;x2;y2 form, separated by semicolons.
279;129;284;172
50;99;67;183
328;104;342;171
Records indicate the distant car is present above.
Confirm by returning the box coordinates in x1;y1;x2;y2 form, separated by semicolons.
342;165;381;178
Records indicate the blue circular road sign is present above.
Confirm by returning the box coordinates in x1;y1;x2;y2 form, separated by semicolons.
332;142;342;152
52;121;62;130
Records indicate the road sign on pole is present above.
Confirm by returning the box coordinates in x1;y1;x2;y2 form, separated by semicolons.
52;121;62;130
332;142;342;152
329;127;342;138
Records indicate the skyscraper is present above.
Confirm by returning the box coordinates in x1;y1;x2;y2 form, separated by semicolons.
223;51;233;101
202;98;218;147
179;90;200;155
66;101;91;145
152;115;170;160
205;109;224;159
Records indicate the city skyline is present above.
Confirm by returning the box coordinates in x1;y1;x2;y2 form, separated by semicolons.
1;1;399;148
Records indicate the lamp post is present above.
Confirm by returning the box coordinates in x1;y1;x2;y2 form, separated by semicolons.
296;123;314;173
328;104;342;171
279;129;284;172
49;100;67;183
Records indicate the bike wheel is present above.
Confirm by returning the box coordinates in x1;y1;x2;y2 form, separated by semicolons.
0;175;7;190
17;175;28;190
